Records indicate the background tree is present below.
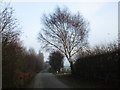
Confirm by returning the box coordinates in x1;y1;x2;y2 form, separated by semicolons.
0;2;20;53
0;2;19;33
1;2;44;88
38;7;89;73
0;2;21;87
27;48;44;72
49;51;64;72
38;50;44;69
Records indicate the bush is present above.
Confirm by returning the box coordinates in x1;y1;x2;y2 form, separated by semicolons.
14;69;36;88
1;2;44;88
74;42;119;87
2;42;44;88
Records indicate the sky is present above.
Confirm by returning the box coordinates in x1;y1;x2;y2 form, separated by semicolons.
7;0;118;66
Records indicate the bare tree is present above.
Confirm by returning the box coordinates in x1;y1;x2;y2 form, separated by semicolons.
0;2;22;87
38;7;89;73
0;2;20;45
0;2;17;33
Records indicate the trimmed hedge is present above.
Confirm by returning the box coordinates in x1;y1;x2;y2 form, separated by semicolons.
74;49;119;87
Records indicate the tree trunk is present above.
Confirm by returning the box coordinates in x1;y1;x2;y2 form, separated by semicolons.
70;61;74;74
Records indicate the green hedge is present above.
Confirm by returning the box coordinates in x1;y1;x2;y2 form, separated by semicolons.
74;49;119;87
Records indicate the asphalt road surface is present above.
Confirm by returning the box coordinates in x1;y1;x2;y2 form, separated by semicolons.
28;73;69;88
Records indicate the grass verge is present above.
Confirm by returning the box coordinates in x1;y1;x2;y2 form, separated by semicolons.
56;73;110;88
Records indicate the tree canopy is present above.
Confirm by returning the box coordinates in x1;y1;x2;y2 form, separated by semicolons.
49;51;64;72
38;7;89;73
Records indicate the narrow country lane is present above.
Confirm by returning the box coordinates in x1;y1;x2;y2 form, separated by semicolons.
28;73;69;88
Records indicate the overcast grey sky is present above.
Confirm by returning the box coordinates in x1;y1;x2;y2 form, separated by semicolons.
8;0;118;66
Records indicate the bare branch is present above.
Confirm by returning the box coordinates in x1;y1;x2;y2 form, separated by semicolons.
38;6;89;66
